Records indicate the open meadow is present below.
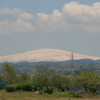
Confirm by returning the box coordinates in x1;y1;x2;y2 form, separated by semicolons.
0;90;100;100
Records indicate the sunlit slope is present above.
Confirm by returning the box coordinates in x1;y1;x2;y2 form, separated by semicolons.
0;48;100;62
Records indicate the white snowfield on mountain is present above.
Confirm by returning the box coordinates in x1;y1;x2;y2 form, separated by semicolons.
0;49;100;62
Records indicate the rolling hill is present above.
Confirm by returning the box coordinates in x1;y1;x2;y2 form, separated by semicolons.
0;48;100;62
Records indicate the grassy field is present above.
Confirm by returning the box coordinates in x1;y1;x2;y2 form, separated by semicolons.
0;90;100;100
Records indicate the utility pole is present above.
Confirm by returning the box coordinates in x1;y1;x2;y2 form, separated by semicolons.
70;52;74;75
69;51;75;91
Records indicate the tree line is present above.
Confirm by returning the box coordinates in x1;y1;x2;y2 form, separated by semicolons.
0;62;100;94
8;61;100;75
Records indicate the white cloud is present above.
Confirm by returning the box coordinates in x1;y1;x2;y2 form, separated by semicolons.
0;8;35;34
1;2;100;34
0;8;22;15
37;9;71;31
82;25;100;33
62;2;100;22
17;12;34;20
0;7;34;20
62;2;100;32
37;2;100;33
37;13;49;21
0;19;35;34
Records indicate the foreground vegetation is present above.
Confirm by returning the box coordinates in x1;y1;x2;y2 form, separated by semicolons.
0;90;100;100
0;62;100;99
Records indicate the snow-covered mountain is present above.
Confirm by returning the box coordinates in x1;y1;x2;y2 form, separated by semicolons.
0;48;100;62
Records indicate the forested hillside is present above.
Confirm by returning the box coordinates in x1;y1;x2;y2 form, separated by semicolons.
0;59;99;75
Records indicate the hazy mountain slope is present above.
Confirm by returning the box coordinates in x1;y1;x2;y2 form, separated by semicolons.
0;48;100;62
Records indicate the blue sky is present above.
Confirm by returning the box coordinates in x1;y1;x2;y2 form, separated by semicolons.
0;0;100;57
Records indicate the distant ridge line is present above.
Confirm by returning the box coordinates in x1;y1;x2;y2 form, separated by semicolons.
0;48;100;62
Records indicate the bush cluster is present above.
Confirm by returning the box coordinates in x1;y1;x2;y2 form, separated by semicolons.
70;92;83;98
5;81;32;92
22;83;32;91
44;87;53;94
5;85;15;92
33;86;54;94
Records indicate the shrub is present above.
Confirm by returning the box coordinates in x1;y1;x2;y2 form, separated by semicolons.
18;90;23;92
70;92;83;98
39;90;44;95
22;83;32;91
5;85;15;92
6;81;33;92
15;81;33;91
16;85;22;90
33;86;37;91
45;87;53;94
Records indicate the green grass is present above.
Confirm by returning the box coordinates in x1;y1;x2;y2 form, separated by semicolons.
0;90;80;99
49;91;69;98
0;90;99;100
